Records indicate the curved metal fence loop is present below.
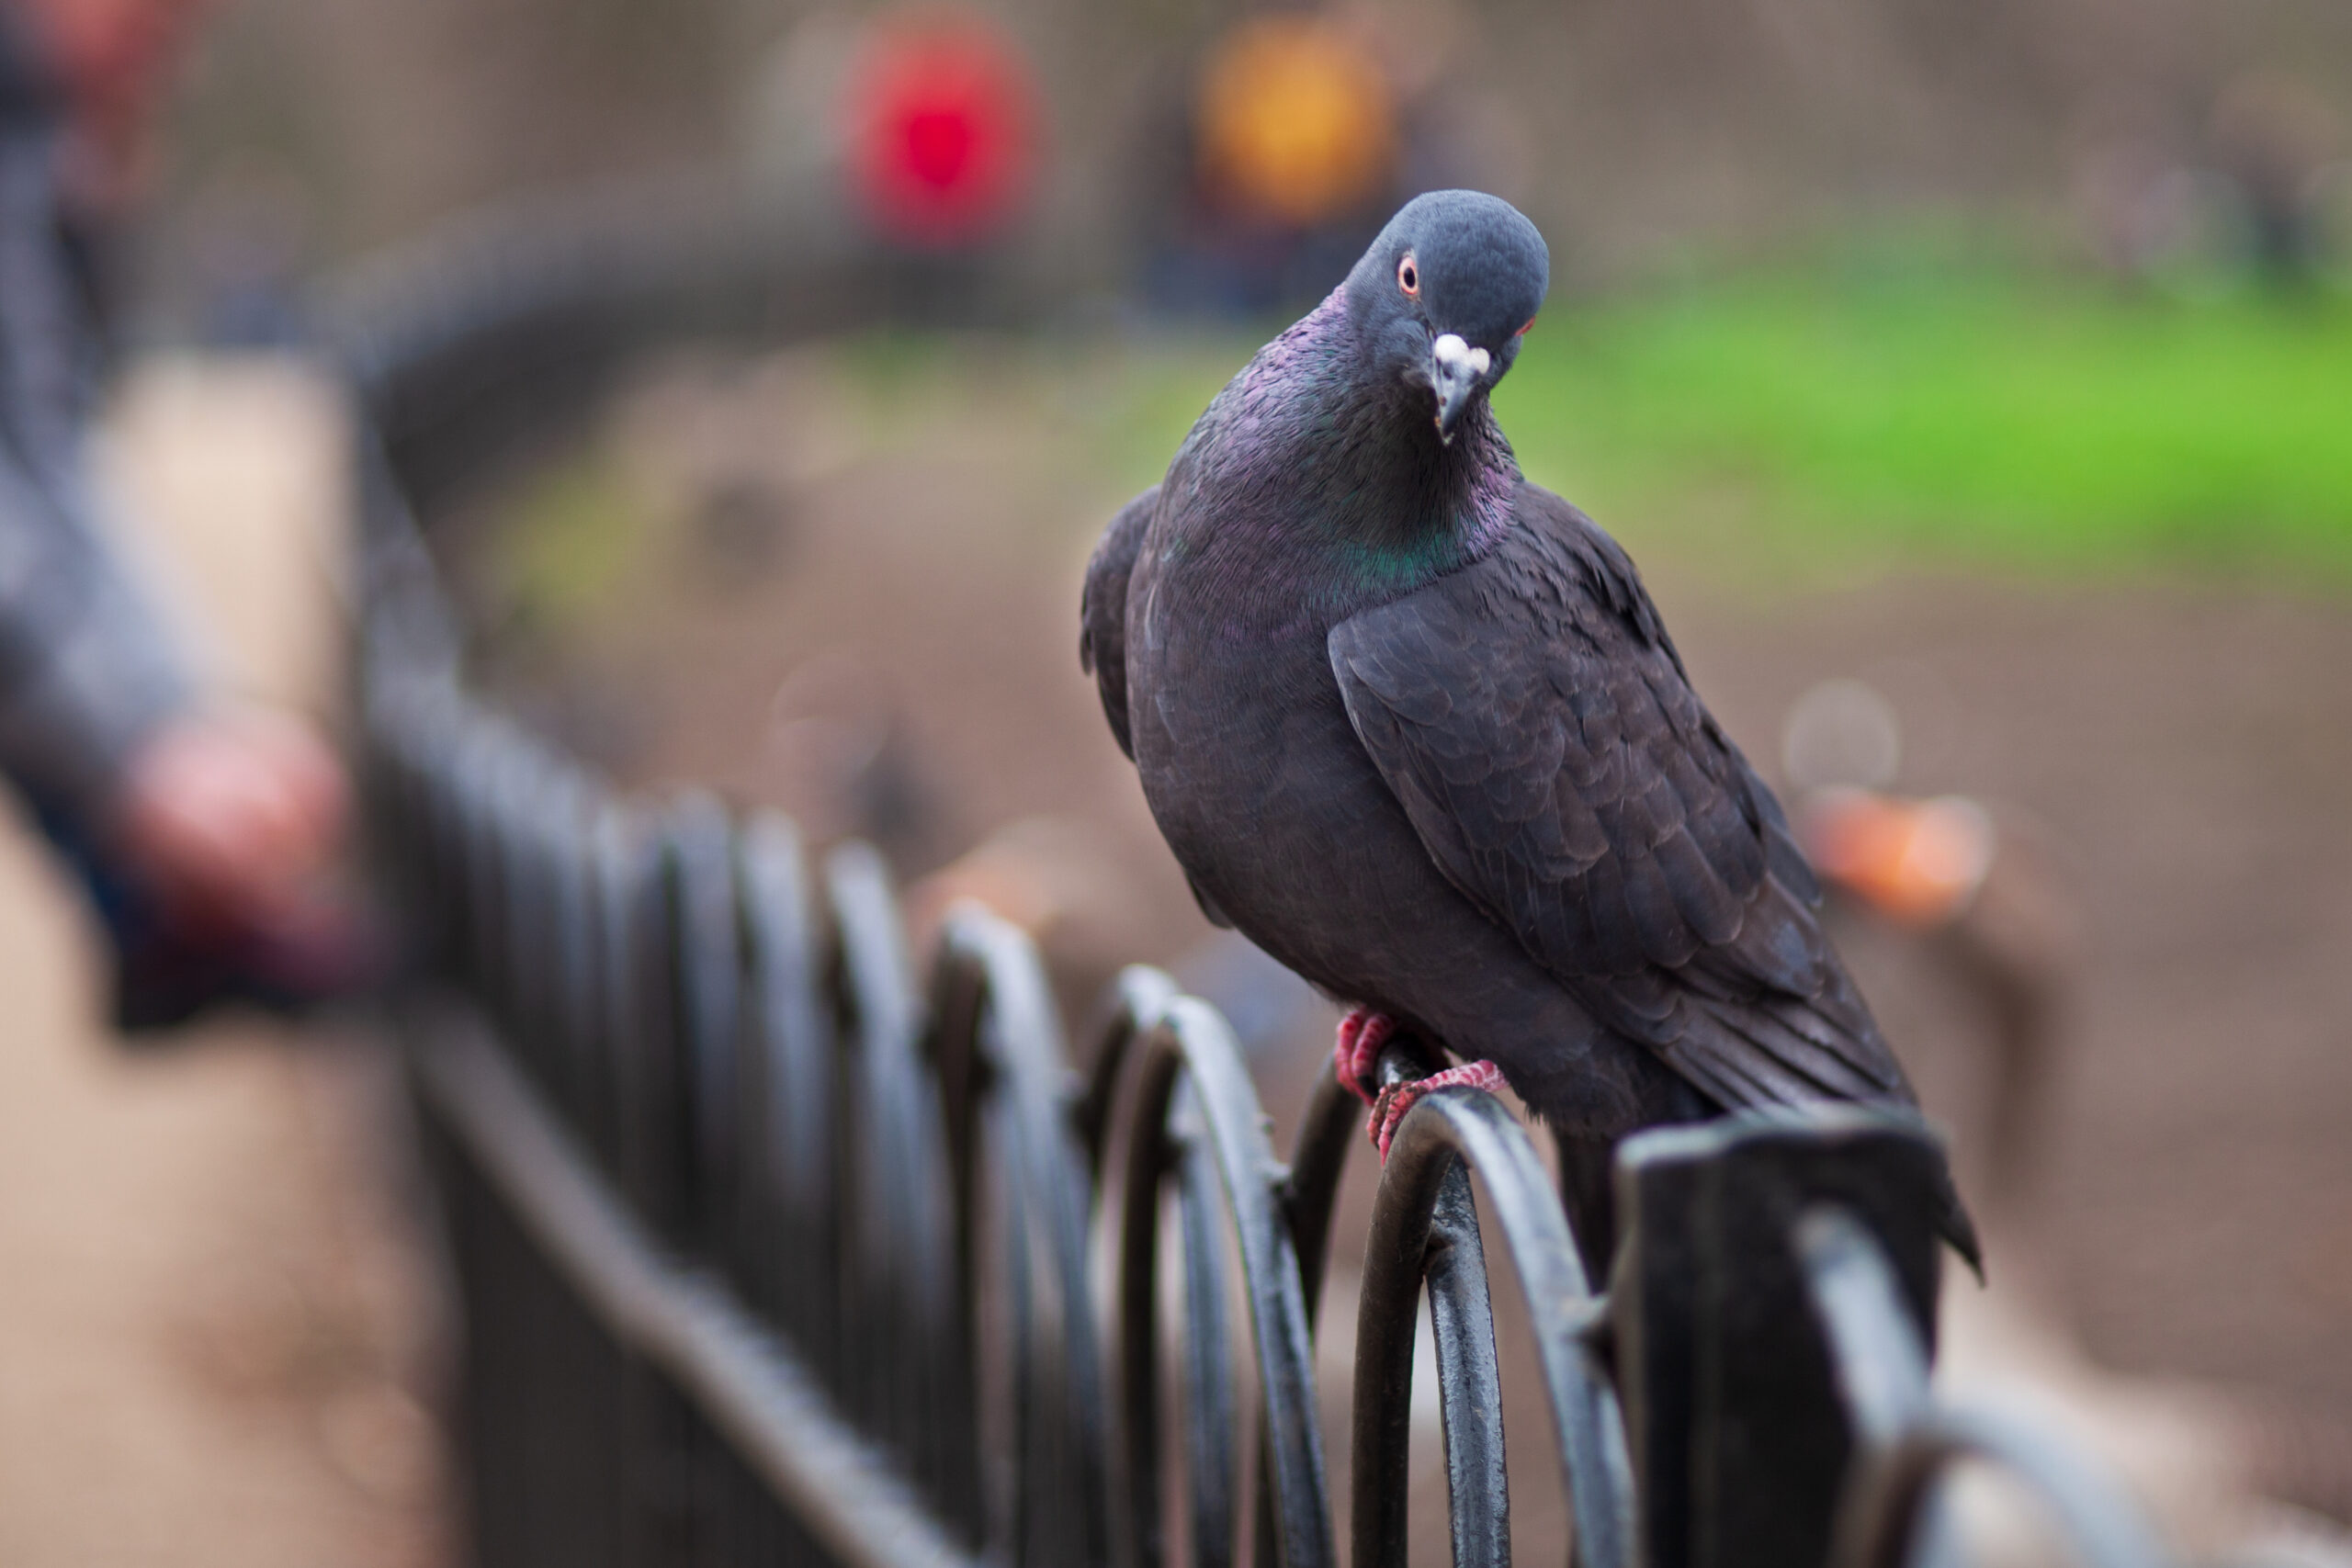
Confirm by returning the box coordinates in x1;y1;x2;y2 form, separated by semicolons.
390;698;458;992
1801;1209;2179;1568
582;799;650;1181
1797;1205;1935;1447
1350;1134;1510;1568
1374;1084;1637;1568
605;791;687;1242
1174;1115;1241;1568
825;841;964;1519
660;793;746;1259
922;906;1113;1568
450;716;522;1023
616;798;691;1234
1078;964;1182;1181
431;740;482;998
736;812;838;1355
651;792;772;1568
1281;1065;1363;1331
493;739;567;1077
441;720;502;994
1834;1408;2181;1568
356;671;451;970
537;763;601;1134
1101;985;1336;1568
417;712;475;987
1108;1014;1217;1568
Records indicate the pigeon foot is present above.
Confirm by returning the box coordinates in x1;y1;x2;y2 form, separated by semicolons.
1332;1008;1396;1107
1370;1060;1507;1160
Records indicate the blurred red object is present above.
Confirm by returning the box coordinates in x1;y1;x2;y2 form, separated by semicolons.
10;0;215;206
847;10;1039;248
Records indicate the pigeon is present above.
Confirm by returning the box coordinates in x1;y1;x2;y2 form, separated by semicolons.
1081;190;1976;1275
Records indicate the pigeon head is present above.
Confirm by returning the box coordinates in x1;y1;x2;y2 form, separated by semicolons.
1343;190;1549;443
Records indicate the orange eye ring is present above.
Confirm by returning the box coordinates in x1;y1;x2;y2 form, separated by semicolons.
1397;254;1419;296
1517;317;1536;335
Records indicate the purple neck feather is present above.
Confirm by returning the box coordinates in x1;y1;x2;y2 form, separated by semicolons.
1170;288;1520;633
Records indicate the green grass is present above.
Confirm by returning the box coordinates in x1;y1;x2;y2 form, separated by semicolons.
1100;263;2352;590
489;261;2352;609
488;451;647;629
1494;265;2352;585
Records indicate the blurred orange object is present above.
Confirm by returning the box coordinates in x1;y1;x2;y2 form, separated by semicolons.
1799;784;2086;1201
847;9;1039;247
1197;16;1394;226
1800;786;1996;928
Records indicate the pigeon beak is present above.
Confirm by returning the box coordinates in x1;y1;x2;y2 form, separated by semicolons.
1430;333;1491;444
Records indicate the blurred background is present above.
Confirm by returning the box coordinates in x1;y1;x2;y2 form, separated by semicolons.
2;0;2349;1562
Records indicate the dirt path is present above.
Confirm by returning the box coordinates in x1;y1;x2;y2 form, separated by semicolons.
1668;576;2352;1419
0;359;444;1568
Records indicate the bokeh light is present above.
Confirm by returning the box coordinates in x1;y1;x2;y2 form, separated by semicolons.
846;9;1039;248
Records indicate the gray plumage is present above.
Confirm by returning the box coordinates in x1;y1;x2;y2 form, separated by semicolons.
1083;191;1975;1272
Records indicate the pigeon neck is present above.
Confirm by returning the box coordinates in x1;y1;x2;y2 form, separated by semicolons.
1170;290;1520;636
1306;324;1517;604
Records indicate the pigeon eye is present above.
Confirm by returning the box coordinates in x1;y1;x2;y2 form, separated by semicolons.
1397;254;1419;296
1518;317;1536;335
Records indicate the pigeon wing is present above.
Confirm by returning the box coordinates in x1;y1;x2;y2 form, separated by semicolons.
1080;486;1157;761
1328;484;1910;1113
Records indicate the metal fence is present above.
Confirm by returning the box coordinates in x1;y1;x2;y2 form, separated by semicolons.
341;193;2180;1568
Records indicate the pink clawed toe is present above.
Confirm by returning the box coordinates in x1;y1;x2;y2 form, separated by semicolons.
1331;1010;1506;1160
1331;1006;1395;1107
1369;1058;1507;1158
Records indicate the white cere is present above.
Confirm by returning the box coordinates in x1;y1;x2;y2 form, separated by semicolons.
1432;333;1491;379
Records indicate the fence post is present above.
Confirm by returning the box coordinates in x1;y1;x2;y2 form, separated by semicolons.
1611;1110;1950;1568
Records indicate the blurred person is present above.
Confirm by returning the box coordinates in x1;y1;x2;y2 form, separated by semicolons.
1137;6;1523;317
1195;15;1396;231
844;8;1038;251
1137;12;1402;314
2065;107;2202;287
2211;71;2343;288
0;0;368;1029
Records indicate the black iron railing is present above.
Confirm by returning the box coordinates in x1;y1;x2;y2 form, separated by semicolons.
340;191;2179;1568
